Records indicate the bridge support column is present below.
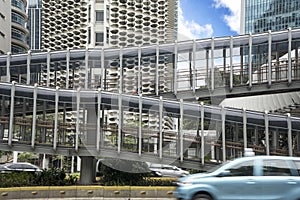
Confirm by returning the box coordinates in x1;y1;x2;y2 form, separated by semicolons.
79;156;96;185
297;133;300;152
272;129;279;149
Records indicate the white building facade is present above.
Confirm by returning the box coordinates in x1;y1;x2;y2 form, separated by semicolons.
0;0;11;55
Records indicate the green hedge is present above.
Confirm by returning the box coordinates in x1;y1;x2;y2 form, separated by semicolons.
0;168;78;188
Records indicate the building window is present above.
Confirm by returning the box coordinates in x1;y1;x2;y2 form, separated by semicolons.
96;10;104;22
0;12;5;19
0;31;5;38
95;32;104;46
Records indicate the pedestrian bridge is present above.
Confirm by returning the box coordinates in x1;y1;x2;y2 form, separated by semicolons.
1;28;300;184
1;28;300;101
0;82;299;169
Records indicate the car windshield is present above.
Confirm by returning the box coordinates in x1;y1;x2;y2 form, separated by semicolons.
206;161;229;173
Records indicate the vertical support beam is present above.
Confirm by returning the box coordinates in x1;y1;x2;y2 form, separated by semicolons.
272;129;279;149
288;28;292;85
268;30;272;86
264;111;270;155
159;96;163;159
211;38;215;92
179;99;184;162
53;86;59;151
138;45;142;95
31;84;38;149
118;92;123;154
27;50;31;85
156;44;159;96
221;106;226;162
138;94;143;155
201;102;205;165
243;108;247;149
174;41;178;95
229;36;233;90
248;33;253;88
192;40;196;93
8;82;16;147
6;52;11;82
0;97;5;139
119;47;123;93
75;88;80;152
85;48;89;89
79;156;95;185
101;49;105;91
287;113;292;156
96;88;101;151
46;49;51;87
66;48;70;89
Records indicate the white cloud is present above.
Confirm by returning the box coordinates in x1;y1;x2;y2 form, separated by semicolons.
178;1;214;41
213;0;241;34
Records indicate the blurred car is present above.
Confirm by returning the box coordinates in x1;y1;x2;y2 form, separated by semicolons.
0;165;9;173
175;156;300;200
1;162;42;173
147;163;189;177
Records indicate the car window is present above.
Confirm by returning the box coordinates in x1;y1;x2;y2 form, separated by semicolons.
292;160;300;175
262;159;292;176
163;166;173;170
226;160;254;176
8;164;20;169
22;164;35;169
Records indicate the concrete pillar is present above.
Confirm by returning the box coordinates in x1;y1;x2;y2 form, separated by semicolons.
79;156;96;185
297;133;300;151
272;129;279;149
254;126;259;145
77;156;81;172
13;151;18;163
42;154;49;170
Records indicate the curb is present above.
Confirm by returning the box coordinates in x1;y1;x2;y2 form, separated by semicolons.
0;186;177;199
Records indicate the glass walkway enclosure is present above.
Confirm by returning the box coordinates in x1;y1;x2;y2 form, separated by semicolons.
0;82;300;168
1;28;300;100
0;29;300;169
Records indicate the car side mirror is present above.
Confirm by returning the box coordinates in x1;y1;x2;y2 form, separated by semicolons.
217;170;231;177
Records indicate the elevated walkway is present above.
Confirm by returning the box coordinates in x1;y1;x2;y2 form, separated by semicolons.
0;28;300;184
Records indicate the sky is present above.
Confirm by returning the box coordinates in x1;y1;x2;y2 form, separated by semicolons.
178;0;241;41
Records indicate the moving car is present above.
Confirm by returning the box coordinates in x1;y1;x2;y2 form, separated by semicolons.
148;163;189;177
0;162;42;173
175;156;300;200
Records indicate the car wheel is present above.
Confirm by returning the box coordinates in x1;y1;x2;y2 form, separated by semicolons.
192;193;213;200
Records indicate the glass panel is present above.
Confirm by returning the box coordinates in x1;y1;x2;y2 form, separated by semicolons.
104;49;121;93
10;54;27;84
69;50;86;89
122;48;138;94
88;49;102;89
182;103;201;161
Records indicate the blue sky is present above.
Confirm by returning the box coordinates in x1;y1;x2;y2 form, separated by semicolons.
178;0;241;40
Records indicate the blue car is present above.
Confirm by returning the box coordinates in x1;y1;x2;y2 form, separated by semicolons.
175;156;300;200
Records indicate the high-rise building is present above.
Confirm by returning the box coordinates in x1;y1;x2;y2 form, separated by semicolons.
11;0;29;53
0;0;29;54
27;0;42;51
0;0;11;55
241;0;300;34
42;0;178;50
40;0;179;138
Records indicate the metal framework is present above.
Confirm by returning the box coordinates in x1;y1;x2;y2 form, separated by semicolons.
0;29;300;169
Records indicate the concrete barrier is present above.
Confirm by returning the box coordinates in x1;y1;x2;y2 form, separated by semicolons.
0;186;177;199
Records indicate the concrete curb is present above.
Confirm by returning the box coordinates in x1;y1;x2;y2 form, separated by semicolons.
0;186;177;199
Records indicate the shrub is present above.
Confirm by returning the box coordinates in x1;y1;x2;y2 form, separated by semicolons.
0;168;78;188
